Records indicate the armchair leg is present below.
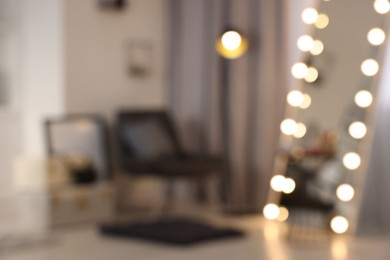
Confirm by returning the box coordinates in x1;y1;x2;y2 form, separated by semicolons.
162;179;175;213
115;173;133;213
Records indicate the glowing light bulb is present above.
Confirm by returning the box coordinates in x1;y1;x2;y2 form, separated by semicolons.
374;0;390;14
297;35;314;52
304;67;319;83
361;59;379;76
221;31;242;51
302;8;319;24
330;216;349;234
315;14;329;29
280;119;297;136
349;121;367;139
310;40;324;55
337;184;355;202
263;204;280;220
368;28;386;46
300;94;312;109
343;152;361;170
282;178;296;194
291;62;308;79
287;90;304;107
277;207;289;222
270;175;286;192
294;123;307;138
355;90;373;108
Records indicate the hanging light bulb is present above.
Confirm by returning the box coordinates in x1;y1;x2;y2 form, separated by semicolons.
263;204;280;220
270;175;286;192
374;0;390;14
349;121;367;139
216;30;248;59
337;184;355;202
343;152;361;170
315;14;329;29
361;59;379;77
291;62;308;79
282;178;296;194
355;90;373;108
297;35;314;52
330;216;349;234
310;40;324;55
287;90;304;107
302;8;319;24
300;94;312;109
304;67;319;83
277;207;289;222
280;119;298;135
293;123;307;138
368;28;386;46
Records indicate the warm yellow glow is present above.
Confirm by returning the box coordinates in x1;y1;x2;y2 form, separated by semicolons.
368;28;386;46
355;90;373;108
263;222;283;241
331;239;348;260
343;152;361;170
349;121;367;139
361;59;379;76
280;119;297;136
291;62;308;79
282;178;296;194
277;207;289;222
216;30;248;59
293;123;307;138
297;35;314;52
374;0;390;14
331;216;349;234
287;90;304;107
302;8;319;24
315;14;329;29
304;67;319;83
221;31;242;51
263;204;280;220
337;184;355;202
300;94;312;109
270;175;286;192
310;40;324;55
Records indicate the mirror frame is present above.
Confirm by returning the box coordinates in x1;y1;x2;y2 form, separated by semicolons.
263;0;390;235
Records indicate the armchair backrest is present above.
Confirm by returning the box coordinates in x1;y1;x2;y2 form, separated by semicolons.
117;110;182;161
45;114;111;180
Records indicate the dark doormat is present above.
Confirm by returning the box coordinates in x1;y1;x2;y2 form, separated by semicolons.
99;218;245;246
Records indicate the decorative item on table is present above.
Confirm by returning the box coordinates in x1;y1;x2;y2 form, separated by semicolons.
65;155;97;185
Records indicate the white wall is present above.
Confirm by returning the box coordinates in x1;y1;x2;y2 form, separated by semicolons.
0;0;64;231
64;0;169;121
0;0;22;196
19;0;65;156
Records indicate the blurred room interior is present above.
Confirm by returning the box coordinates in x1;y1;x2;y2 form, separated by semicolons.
1;0;390;259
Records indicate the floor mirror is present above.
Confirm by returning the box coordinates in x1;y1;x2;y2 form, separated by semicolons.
263;0;390;237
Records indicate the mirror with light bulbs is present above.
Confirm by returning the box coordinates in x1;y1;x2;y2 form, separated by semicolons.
264;0;390;236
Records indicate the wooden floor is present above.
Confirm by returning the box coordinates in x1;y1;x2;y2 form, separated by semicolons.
1;215;389;260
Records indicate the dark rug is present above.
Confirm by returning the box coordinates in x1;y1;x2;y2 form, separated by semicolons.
100;218;244;246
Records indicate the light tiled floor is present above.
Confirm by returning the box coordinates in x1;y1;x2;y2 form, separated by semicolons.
1;216;390;260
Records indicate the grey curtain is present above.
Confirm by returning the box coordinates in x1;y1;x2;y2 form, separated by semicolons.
168;0;288;211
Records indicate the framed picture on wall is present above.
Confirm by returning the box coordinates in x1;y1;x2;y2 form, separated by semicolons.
126;40;153;77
